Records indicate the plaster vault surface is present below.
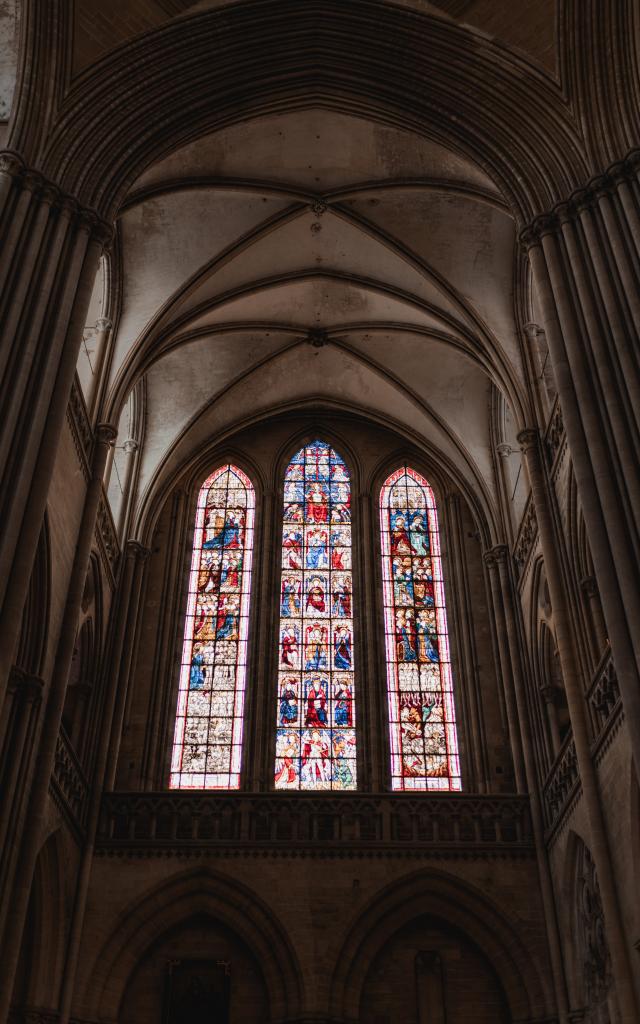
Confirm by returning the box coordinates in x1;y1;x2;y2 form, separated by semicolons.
93;108;528;530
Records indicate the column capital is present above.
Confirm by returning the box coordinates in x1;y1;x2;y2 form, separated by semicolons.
122;437;139;455
580;575;599;598
483;544;510;568
483;549;496;569
95;423;118;447
0;150;25;178
540;683;559;706
522;321;545;342
495;442;513;459
8;666;44;703
517;427;540;454
95;316;112;333
491;543;510;564
125;540;151;563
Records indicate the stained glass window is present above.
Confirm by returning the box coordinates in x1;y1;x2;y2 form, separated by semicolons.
170;465;255;789
380;467;461;791
274;440;357;790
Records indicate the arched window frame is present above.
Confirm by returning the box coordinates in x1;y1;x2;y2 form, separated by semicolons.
378;463;462;791
170;463;256;790
270;434;362;791
167;440;470;795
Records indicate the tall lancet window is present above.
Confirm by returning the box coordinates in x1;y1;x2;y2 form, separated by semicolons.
275;441;356;790
170;465;255;789
380;467;461;791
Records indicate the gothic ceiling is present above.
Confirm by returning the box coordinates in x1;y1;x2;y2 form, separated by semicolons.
72;0;558;74
95;107;529;533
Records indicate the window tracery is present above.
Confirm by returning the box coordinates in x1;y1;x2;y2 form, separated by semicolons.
170;465;254;789
380;466;461;790
274;440;357;790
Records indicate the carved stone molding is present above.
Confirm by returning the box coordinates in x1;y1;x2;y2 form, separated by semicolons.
95;422;118;448
543;733;579;831
51;728;89;832
544;399;564;469
96;793;533;858
67;377;93;478
97;494;120;579
513;497;538;580
587;648;620;739
125;540;151;563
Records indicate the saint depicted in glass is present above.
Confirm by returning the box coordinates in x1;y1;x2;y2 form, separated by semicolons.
380;467;461;790
170;465;254;789
275;440;357;789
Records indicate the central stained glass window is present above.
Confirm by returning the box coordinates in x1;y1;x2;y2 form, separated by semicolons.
380;466;461;791
274;440;356;790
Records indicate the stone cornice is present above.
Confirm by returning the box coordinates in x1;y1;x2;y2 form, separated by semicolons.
96;792;534;860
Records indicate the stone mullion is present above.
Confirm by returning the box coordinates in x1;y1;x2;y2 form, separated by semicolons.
368;488;391;793
483;552;526;794
139;488;188;790
526;231;640;780
249;485;278;793
519;428;638;1024
445;493;488;793
358;490;380;792
485;543;570;1023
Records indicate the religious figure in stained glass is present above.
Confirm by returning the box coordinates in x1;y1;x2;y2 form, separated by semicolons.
274;440;357;790
380;467;461;791
170;465;254;789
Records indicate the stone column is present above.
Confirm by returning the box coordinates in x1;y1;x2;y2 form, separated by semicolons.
540;683;562;759
484;543;570;1021
0;156;112;712
56;542;149;1024
0;423;116;1019
116;437;140;538
523;167;640;782
483;551;526;793
87;316;112;420
445;493;489;792
0;670;43;909
103;541;151;790
140;488;188;790
518;428;638;1023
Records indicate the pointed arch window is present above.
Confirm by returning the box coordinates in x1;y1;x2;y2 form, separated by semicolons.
170;465;255;789
274;440;357;790
380;467;461;791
